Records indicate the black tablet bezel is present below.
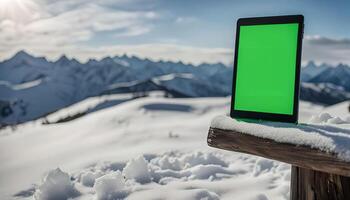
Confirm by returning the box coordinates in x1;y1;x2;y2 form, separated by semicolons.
230;15;304;123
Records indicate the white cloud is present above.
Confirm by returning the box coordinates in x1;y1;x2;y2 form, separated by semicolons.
0;0;158;57
80;44;233;65
114;25;152;37
3;34;350;66
305;35;350;46
0;0;43;24
175;17;197;24
2;43;233;66
303;35;350;65
1;1;350;66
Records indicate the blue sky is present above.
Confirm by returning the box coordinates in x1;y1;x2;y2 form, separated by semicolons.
1;0;350;65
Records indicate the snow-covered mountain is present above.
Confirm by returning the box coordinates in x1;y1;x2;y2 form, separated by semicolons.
300;61;329;82
0;51;232;125
0;51;349;125
308;63;350;91
300;82;350;105
299;62;350;104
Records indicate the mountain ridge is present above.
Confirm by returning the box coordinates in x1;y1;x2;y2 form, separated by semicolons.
0;51;349;125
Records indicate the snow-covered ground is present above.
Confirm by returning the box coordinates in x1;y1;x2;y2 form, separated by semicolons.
1;94;348;200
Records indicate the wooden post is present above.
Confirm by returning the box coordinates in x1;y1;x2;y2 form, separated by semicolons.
291;166;350;200
207;127;350;200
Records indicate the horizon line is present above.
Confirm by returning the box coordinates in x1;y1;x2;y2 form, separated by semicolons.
1;49;349;68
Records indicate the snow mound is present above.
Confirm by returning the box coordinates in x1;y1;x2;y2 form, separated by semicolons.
94;171;128;200
150;151;227;171
176;189;220;200
189;164;232;179
309;112;348;124
255;194;269;200
328;117;346;124
253;159;276;176
322;101;350;120
309;113;333;123
211;115;350;161
80;170;103;187
127;188;220;200
151;153;183;171
180;151;228;168
29;151;292;200
123;156;151;184
34;168;79;200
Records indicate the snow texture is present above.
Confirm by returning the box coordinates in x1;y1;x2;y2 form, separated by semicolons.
123;156;151;183
94;171;128;200
309;112;349;124
211;114;350;161
34;168;79;200
80;170;103;187
28;149;291;200
323;101;350;120
75;150;279;200
1;94;344;200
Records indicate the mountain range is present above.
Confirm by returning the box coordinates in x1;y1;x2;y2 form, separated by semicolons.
0;51;349;125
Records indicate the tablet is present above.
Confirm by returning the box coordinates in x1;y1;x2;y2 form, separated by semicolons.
230;15;304;123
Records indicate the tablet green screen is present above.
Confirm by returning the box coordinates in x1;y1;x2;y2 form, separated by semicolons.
234;23;299;115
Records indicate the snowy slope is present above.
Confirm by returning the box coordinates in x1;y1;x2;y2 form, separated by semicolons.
0;94;331;200
0;78;78;124
43;94;134;124
323;100;350;119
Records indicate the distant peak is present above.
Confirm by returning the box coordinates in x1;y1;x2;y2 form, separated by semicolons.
120;54;129;59
87;58;97;62
54;55;78;66
99;56;119;65
13;50;33;60
336;63;349;68
16;50;28;55
57;55;69;62
130;55;143;61
101;56;114;62
305;60;317;68
176;61;184;65
71;58;80;64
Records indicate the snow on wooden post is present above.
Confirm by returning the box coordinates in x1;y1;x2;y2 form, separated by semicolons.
207;115;350;200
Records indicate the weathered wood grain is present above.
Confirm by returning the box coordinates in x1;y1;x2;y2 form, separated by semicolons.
291;166;350;200
207;127;350;177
